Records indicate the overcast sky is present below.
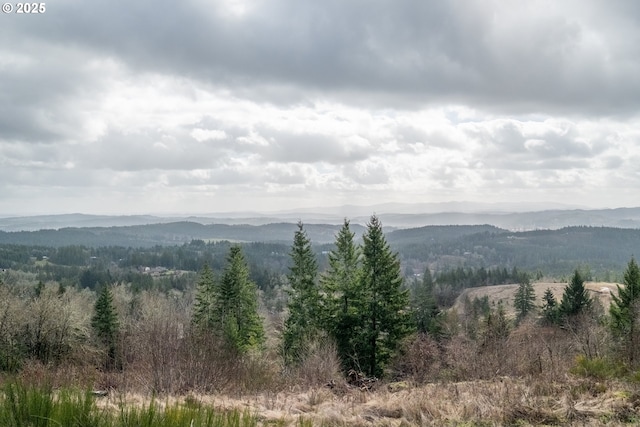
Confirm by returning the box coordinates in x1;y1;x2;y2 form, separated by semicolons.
1;0;639;215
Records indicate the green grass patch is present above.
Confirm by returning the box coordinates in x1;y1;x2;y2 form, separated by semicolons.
0;381;257;427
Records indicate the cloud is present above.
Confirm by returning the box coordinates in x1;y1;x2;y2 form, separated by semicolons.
254;126;371;164
190;129;227;142
4;0;638;114
2;1;640;214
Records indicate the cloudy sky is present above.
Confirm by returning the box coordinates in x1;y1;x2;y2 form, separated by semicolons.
1;0;639;215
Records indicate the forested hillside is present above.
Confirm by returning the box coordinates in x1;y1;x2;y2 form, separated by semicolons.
1;223;638;279
395;225;640;277
0;222;367;247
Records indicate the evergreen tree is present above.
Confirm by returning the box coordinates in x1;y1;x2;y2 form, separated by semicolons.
34;280;45;298
559;269;591;318
411;267;441;337
513;275;536;322
610;257;640;365
282;222;320;365
218;245;265;352
541;288;560;325
320;219;362;371
192;263;217;328
482;301;510;345
91;284;120;370
358;215;414;377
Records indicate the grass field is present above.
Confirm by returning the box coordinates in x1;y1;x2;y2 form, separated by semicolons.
2;376;639;426
453;281;619;317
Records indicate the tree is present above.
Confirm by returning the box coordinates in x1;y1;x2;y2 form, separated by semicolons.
513;275;536;323
282;222;320;365
481;301;510;347
411;267;441;337
559;270;592;319
320;219;362;371
358;215;414;377
92;284;120;370
610;257;640;365
541;288;560;325
192;250;265;354
191;263;216;328
218;245;265;353
34;280;45;298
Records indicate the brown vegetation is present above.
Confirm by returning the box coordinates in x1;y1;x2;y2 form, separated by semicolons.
3;272;640;425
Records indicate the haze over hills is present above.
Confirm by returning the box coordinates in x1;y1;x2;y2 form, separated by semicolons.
1;203;640;232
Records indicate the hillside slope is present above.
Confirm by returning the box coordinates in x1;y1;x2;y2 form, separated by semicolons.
453;281;620;317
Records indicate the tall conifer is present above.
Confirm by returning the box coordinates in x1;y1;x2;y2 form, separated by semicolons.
282;222;320;365
192;251;265;353
559;270;591;318
359;215;413;377
219;245;265;352
320;219;362;370
192;264;216;328
513;275;536;322
91;284;120;370
610;257;640;365
411;267;441;336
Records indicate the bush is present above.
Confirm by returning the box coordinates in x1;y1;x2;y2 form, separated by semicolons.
570;355;626;380
391;333;442;383
288;335;342;388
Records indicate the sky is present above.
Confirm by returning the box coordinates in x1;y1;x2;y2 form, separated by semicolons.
1;0;640;215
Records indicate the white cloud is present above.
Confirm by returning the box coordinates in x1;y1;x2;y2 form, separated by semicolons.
1;1;640;214
190;129;228;142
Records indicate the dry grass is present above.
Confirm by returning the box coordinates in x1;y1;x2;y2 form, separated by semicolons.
88;376;640;426
454;281;620;317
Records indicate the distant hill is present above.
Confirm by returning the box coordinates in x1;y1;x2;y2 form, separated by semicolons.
2;206;640;232
0;222;367;247
392;225;640;276
366;207;640;229
0;214;174;232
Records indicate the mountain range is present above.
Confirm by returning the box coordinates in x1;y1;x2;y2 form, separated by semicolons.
1;204;640;232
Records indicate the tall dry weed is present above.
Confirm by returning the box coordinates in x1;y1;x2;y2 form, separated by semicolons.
288;336;342;389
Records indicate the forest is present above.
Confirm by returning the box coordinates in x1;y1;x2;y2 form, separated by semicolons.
2;216;640;425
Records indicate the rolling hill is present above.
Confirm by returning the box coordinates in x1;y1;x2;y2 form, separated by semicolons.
453;281;619;317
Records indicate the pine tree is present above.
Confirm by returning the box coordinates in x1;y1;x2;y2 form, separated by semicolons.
192;263;216;328
610;257;640;365
541;288;560;325
559;269;591;318
192;251;265;353
218;245;265;352
411;267;441;337
481;301;511;349
282;222;320;365
91;284;120;370
513;275;536;322
358;215;414;377
320;219;362;371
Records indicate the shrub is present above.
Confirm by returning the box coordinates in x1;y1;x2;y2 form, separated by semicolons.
570;355;626;380
391;333;441;383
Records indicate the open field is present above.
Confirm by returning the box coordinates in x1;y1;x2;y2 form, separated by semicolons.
454;281;620;317
86;377;640;426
